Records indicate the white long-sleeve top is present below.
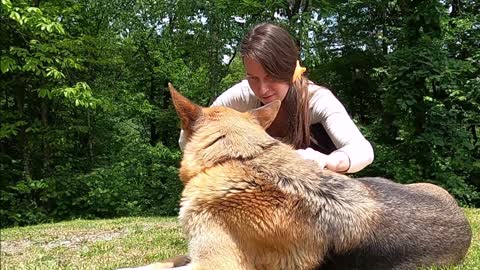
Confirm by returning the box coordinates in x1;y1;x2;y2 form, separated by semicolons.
178;80;374;173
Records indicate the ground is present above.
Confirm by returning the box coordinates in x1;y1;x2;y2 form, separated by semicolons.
1;209;479;270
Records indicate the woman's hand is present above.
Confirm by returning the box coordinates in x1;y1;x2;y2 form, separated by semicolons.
325;151;350;173
296;148;350;173
296;148;329;168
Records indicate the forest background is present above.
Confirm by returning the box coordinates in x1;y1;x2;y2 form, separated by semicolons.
1;0;479;228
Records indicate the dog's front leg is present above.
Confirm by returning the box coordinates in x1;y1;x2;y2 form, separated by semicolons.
187;222;254;270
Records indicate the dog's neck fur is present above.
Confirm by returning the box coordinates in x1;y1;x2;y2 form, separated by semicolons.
179;122;280;184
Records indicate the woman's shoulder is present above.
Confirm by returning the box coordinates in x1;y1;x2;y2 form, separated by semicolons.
227;79;255;96
211;80;260;111
307;81;341;107
307;81;335;99
307;81;348;123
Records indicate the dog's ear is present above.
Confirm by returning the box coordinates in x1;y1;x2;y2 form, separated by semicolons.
249;100;281;129
168;83;201;130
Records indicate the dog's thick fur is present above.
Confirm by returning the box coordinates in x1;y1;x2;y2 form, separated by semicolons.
120;85;472;270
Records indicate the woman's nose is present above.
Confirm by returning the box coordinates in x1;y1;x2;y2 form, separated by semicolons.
258;81;268;94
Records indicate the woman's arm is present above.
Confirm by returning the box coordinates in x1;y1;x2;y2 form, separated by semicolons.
308;85;374;173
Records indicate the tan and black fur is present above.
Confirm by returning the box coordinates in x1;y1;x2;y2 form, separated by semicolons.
119;84;471;270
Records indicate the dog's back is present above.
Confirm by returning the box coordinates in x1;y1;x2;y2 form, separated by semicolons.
180;139;472;270
243;146;472;270
321;178;471;270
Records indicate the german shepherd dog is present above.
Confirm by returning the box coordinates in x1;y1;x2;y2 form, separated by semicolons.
119;84;471;270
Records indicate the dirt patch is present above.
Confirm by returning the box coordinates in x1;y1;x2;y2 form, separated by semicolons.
1;220;181;256
1;239;33;255
1;228;129;255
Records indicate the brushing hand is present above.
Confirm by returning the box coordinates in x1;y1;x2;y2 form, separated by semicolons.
296;148;329;169
296;148;350;173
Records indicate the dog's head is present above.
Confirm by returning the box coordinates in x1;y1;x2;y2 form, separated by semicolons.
169;83;281;184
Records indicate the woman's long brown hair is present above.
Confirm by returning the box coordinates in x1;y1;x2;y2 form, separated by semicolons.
240;23;310;149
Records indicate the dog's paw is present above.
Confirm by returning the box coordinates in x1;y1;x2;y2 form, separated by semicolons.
116;267;152;270
116;267;154;270
116;266;155;270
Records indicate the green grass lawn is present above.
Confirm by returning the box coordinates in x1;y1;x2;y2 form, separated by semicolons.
2;209;479;270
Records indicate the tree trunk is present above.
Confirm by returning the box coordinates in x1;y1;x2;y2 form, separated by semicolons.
41;99;50;175
15;86;31;180
414;79;426;136
472;125;478;153
381;7;388;55
1;89;7;155
87;110;94;167
149;68;159;146
3;88;7;110
450;0;461;17
287;0;302;20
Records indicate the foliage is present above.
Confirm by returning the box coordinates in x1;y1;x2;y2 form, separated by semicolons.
1;140;181;227
1;0;479;227
361;0;480;205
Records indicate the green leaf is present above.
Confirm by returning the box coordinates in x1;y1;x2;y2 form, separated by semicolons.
55;24;65;35
9;11;22;24
1;0;12;9
38;88;51;98
0;121;27;139
0;56;17;73
23;58;41;72
46;23;53;33
46;67;65;79
26;7;41;14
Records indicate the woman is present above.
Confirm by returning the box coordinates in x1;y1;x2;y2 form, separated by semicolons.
180;23;373;173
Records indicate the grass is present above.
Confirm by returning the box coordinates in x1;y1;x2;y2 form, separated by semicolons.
1;209;479;270
1;217;187;270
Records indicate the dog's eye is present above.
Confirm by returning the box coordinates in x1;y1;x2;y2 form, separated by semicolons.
204;134;226;149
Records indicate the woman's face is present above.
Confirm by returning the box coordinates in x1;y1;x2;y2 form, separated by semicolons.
244;57;290;104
